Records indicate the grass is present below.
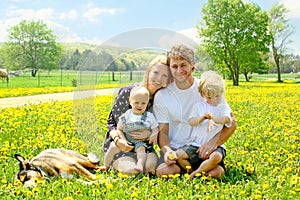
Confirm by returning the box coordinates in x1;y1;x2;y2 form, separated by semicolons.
0;70;144;98
0;79;299;199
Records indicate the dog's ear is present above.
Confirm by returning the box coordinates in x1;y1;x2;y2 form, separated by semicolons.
14;154;30;170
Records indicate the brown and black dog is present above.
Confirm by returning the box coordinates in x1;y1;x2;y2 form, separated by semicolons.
15;148;100;187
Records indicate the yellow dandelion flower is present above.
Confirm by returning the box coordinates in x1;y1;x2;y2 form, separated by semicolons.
186;165;191;170
247;167;255;174
14;179;22;187
262;184;269;189
33;187;39;193
27;191;33;197
291;178;297;185
161;175;168;178
106;183;113;189
131;192;138;198
205;196;212;200
63;197;74;200
130;186;137;190
169;152;175;160
277;184;282;190
184;174;190;179
101;178;108;184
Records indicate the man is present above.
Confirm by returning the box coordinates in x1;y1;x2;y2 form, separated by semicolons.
153;44;236;178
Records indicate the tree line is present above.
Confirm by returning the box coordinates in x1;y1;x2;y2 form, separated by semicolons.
0;1;299;86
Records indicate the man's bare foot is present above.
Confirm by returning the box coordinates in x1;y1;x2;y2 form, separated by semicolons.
189;170;200;180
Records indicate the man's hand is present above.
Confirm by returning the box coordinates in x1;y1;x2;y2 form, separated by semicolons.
197;143;216;160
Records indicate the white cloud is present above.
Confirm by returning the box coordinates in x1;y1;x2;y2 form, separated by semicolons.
60;9;78;20
7;8;56;21
178;28;201;44
47;22;82;43
280;0;300;19
0;7;81;43
83;3;125;23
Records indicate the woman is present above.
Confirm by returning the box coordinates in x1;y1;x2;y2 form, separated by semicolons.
103;55;172;174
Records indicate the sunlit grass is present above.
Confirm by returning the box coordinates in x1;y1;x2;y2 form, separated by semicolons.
0;81;299;199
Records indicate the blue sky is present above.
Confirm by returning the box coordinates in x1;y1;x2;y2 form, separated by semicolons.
0;0;299;54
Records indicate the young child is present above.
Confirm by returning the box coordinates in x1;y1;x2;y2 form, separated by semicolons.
175;71;232;179
104;86;159;172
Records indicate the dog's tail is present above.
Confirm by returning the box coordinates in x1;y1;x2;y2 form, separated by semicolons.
87;152;100;164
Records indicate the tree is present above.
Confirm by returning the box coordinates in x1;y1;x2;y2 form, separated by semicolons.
67;49;81;70
198;0;271;85
1;20;62;77
269;4;294;82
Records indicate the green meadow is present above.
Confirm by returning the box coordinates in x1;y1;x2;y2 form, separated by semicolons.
0;73;299;199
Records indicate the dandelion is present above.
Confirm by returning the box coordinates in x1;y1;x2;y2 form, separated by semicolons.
184;174;190;179
205;196;212;200
131;192;138;198
27;191;33;197
276;184;282;190
247;166;255;174
14;179;22;187
106;183;113;189
262;184;269;189
63;197;74;200
75;189;81;195
161;175;168;179
291;177;297;185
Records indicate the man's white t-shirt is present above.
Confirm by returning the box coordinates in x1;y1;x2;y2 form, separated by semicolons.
153;77;201;150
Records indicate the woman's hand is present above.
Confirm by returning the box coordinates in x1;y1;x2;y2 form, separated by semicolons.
116;139;134;152
148;134;157;145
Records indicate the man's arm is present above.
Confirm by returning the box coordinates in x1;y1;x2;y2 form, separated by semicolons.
158;123;177;164
158;123;170;153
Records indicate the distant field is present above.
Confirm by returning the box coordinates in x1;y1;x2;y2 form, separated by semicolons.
0;70;145;88
0;70;299;98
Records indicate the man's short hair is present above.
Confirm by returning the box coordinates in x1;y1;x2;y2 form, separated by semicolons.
168;44;194;64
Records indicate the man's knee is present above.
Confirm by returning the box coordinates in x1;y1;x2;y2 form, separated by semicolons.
156;163;181;177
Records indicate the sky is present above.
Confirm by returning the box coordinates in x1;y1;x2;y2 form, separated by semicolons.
0;0;299;54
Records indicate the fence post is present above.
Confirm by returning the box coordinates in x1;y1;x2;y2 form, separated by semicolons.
130;71;132;81
112;71;115;81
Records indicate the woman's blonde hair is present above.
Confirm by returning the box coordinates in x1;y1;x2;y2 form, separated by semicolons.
142;55;172;86
198;71;225;97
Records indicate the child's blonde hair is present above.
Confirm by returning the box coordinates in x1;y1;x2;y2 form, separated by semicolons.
198;71;225;97
129;86;150;101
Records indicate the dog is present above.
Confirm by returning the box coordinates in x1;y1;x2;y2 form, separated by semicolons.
15;148;100;187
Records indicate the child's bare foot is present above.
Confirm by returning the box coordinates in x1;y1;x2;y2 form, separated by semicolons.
97;166;109;171
134;163;143;172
